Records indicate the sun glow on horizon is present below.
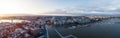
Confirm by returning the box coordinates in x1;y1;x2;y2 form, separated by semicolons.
0;0;52;15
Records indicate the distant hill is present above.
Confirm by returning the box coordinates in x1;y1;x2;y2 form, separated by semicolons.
0;13;119;16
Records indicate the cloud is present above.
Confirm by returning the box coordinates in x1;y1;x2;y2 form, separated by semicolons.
49;0;120;15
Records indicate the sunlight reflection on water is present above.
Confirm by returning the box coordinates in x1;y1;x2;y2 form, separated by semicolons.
0;20;30;23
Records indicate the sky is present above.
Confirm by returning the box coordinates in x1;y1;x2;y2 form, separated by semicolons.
0;0;120;15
